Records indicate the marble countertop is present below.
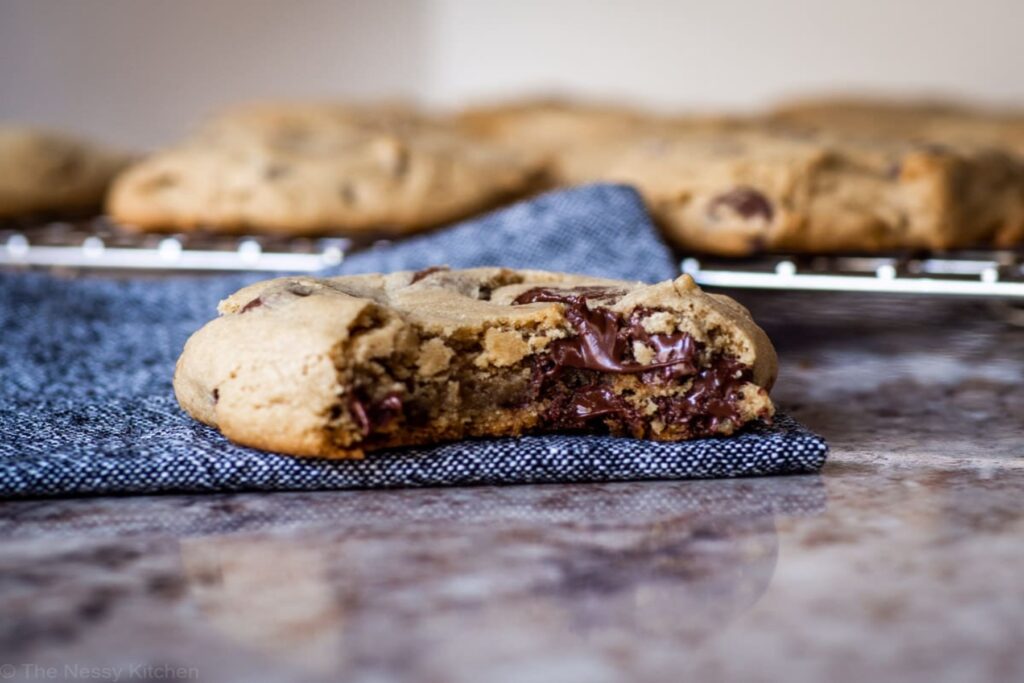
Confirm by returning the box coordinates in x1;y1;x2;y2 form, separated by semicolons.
1;292;1022;683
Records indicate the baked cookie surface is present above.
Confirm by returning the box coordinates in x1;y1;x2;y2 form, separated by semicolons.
456;98;657;183
770;96;1024;156
0;126;129;219
108;103;543;236
560;128;1024;255
175;267;777;458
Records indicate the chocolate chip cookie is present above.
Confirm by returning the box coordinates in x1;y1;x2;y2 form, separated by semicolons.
174;267;776;458
560;127;1024;255
0;126;130;219
107;103;544;236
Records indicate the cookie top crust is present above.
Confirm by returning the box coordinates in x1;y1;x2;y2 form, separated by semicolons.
191;100;432;149
563;125;1008;187
0;125;130;218
107;104;543;235
455;98;659;180
769;97;973;135
457;98;649;147
769;96;1024;155
215;267;774;380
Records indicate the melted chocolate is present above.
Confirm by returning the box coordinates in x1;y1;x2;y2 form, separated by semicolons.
708;186;774;222
345;287;757;441
543;356;753;438
628;307;699;379
239;283;310;313
544;384;640;431
513;287;699;375
240;297;263;313
514;286;756;437
410;266;450;283
656;357;752;435
514;286;626;304
349;392;403;436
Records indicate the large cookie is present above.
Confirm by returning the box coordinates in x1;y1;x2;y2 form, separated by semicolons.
0;126;129;219
560;127;1024;255
107;104;543;236
174;267;777;458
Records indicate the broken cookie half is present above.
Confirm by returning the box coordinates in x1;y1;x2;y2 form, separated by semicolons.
174;267;777;458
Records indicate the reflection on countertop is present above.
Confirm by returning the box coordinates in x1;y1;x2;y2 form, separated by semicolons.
1;292;1023;683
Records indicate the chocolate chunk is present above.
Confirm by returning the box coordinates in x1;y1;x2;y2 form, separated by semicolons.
339;183;358;205
47;152;83;182
349;392;404;436
541;355;752;438
514;286;625;305
551;304;629;373
627;307;699;375
264;163;291;180
349;400;369;434
516;288;757;438
514;288;698;375
636;333;700;382
240;297;263;313
544;384;640;430
410;266;450;283
746;235;769;253
708;187;774;222
286;282;314;297
540;355;753;438
656;357;752;434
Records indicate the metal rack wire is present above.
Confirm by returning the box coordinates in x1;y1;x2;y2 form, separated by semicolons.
0;217;349;272
3;217;1024;299
683;252;1024;299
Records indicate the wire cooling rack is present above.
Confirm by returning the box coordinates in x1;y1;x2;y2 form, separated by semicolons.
683;252;1024;299
0;217;350;272
3;216;1024;299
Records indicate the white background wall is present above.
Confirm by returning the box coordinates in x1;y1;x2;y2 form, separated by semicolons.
2;0;1023;148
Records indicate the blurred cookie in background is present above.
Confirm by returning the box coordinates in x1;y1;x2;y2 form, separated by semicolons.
769;96;967;137
455;97;661;183
559;126;1024;255
193;99;430;146
769;95;1024;156
107;102;545;237
0;126;130;219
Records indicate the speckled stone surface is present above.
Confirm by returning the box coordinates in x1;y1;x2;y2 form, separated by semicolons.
1;292;1022;683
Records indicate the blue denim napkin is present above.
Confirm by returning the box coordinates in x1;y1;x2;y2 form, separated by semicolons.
0;184;827;497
